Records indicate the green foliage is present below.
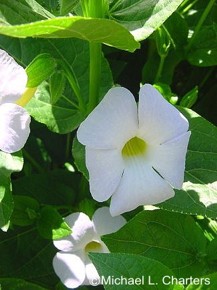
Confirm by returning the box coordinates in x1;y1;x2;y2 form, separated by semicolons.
26;53;57;87
90;253;184;290
103;210;211;277
0;17;139;52
0;0;216;289
109;0;185;41
0;152;23;229
159;108;217;219
37;206;72;239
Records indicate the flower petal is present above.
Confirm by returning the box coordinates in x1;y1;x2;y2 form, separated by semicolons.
53;251;86;289
151;131;191;189
85;261;101;286
110;158;174;216
86;148;124;202
0;103;30;153
0;49;27;104
77;87;138;149
92;207;126;236
138;84;189;144
53;212;94;252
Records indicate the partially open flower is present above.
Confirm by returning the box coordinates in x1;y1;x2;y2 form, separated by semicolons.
53;207;126;289
77;84;191;216
0;49;31;153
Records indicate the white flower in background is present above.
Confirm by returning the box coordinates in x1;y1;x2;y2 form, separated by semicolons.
77;84;191;216
53;207;126;289
0;49;31;153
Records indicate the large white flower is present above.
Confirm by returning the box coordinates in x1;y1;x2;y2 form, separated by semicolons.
53;207;126;289
0;49;31;153
77;84;191;216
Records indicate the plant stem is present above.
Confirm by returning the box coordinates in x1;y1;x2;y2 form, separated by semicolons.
187;0;215;51
88;42;102;113
155;55;166;83
22;149;45;173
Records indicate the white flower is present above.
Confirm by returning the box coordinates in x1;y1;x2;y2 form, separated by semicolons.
77;84;191;216
0;49;31;153
53;207;126;289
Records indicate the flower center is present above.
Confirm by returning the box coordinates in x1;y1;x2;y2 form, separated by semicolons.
122;137;147;158
85;241;102;253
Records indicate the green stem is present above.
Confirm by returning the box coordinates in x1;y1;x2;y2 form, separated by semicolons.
88;42;102;113
187;0;215;51
22;149;45;173
155;55;166;83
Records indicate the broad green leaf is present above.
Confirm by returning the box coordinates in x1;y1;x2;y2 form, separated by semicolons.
109;0;184;41
11;195;40;226
0;151;23;229
0;278;47;290
12;169;78;206
0;0;44;25
37;206;72;239
186;272;217;290
103;210;208;277
26;53;57;87
26;82;84;134
90;253;184;290
60;0;79;15
159;108;217;219
187;25;217;67
0;227;58;287
24;0;54;19
25;38;113;133
0;16;139;52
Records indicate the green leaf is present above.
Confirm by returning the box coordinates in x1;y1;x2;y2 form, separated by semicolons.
0;278;48;290
0;227;58;287
0;151;23;229
103;210;208;277
180;87;198;108
49;70;66;104
0;0;44;25
72;136;89;180
187;25;217;67
37;206;72;239
13;169;78;206
159;108;217;219
24;0;54;19
186;272;217;290
109;0;184;41
60;0;79;15
26;82;84;134
11;195;40;227
26;53;57;87
0;16;139;52
25;38;113;133
90;253;184;290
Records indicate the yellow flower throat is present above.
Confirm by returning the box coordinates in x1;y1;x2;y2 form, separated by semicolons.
122;137;147;158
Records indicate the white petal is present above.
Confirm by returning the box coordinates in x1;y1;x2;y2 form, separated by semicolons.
77;87;138;149
0;103;30;153
151;131;191;189
110;158;174;216
0;49;27;104
92;207;126;236
53;251;86;289
53;212;94;252
86;148;124;202
138;84;189;144
85;261;101;286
